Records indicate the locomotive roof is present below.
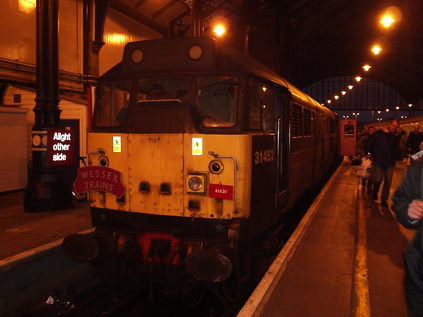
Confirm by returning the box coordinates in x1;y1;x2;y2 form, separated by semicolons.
102;37;334;117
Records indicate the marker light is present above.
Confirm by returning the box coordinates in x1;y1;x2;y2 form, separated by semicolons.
341;91;346;95
131;49;144;63
334;95;339;100
209;160;224;174
348;85;354;90
189;45;203;60
355;76;362;82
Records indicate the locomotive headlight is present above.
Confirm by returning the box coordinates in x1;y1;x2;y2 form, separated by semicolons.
188;177;202;191
187;174;206;194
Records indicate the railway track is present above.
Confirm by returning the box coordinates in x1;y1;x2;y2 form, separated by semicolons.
28;167;335;317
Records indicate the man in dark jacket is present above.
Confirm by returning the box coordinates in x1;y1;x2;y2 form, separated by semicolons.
407;125;423;154
366;120;400;206
392;159;423;315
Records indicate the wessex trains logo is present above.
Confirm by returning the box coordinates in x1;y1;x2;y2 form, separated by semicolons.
73;166;125;198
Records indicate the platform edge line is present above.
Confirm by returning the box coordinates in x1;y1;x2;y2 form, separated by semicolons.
351;185;371;317
237;160;345;317
0;228;94;272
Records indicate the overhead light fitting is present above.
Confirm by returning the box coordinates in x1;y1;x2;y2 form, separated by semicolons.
371;45;382;55
212;24;226;37
362;64;371;72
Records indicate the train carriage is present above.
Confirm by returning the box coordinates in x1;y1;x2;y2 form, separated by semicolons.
64;36;338;285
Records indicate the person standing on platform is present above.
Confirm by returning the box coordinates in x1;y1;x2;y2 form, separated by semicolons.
361;126;376;189
356;127;369;158
407;125;423;155
392;159;423;316
398;128;409;162
366;120;400;206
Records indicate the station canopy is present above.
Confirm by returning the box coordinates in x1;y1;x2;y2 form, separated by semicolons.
111;0;423;108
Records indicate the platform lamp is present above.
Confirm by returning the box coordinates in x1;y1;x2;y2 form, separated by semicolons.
24;0;73;212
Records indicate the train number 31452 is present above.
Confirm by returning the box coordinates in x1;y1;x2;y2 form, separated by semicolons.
254;149;275;165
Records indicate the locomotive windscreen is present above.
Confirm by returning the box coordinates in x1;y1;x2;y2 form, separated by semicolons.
93;78;189;128
198;76;239;128
94;80;132;128
93;76;241;130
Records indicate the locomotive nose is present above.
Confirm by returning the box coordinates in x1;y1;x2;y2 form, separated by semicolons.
186;249;232;283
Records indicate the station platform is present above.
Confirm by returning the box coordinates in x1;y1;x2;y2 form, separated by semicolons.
238;158;414;317
0;191;91;262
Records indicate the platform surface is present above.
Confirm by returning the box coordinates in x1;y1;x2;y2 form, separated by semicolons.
239;159;414;317
0;191;91;260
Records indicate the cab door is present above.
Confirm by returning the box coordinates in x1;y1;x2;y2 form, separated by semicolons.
276;87;290;212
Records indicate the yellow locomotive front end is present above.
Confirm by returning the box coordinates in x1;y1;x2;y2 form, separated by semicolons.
87;132;252;220
85;71;253;283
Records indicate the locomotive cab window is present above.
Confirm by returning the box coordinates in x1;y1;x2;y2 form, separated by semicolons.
249;81;275;131
198;76;238;128
94;80;132;127
136;78;189;101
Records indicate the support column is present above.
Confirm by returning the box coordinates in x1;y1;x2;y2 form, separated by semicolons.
24;0;73;212
191;0;202;37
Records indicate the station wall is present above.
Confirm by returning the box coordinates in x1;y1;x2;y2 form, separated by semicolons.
0;1;161;76
0;0;83;74
0;105;28;192
0;1;161;191
3;86;88;173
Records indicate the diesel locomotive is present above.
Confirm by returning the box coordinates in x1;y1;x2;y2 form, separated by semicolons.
64;37;339;287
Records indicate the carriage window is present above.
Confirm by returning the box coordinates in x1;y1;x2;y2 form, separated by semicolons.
94;80;131;127
303;108;313;136
249;82;275;131
291;104;302;137
136;78;189;101
198;77;238;128
291;105;315;137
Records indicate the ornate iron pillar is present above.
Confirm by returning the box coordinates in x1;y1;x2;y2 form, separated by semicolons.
24;0;73;212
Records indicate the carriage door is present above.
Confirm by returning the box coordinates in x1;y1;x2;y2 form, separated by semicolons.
276;87;290;211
